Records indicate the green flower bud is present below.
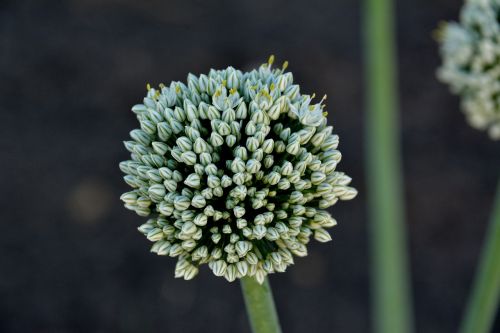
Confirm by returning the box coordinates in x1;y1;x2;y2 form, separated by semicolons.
147;228;164;242
210;132;224;147
212;260;227;276
148;184;166;202
181;151;197;165
184;173;201;189
130;129;151;146
174;196;190;211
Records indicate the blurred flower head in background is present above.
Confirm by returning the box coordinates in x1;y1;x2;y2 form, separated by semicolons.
119;56;357;283
437;0;500;140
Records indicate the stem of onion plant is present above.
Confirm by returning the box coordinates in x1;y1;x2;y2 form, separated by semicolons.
460;178;500;333
363;0;414;332
241;276;282;333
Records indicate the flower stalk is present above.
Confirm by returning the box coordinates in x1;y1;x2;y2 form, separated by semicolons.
241;276;282;333
363;0;414;332
460;178;500;333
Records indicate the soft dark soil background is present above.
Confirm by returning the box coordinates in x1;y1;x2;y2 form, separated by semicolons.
1;0;499;332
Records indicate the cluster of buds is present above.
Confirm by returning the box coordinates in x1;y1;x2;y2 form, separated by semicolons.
437;0;500;139
120;56;357;283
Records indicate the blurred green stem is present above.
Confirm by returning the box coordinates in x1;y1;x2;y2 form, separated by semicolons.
460;179;500;333
363;0;414;332
240;276;282;333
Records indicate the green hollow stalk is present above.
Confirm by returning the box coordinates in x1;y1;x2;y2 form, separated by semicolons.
460;179;500;333
363;0;414;332
241;276;282;333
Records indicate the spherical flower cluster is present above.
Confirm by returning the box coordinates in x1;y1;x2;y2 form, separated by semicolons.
120;56;357;283
437;0;500;139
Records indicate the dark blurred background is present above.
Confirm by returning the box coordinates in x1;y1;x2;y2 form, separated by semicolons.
1;0;499;332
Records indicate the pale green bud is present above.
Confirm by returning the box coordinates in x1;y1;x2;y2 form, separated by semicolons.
266;171;281;185
218;122;231;136
156;122;172;141
138;222;155;235
167;244;182;257
225;264;237;282
231;158;246;173
279;128;291;141
252;148;264;161
255;268;266;284
262;139;274;153
236;218;248;229
274;140;286;153
203;163;217;175
158;201;174;216
147;228;164;242
286;139;300;155
176;137;192;152
232;172;246;185
130;129;151;146
246;159;261;174
181;221;197;234
263;155;274;168
265;227;280;241
192;246;209;261
311;171;326;185
210;132;224;147
253;225;267;239
181;151;197;165
182;239;197;251
136;196;152;208
203;205;215;216
148;184;166;202
156;241;172;256
225;135;236;147
173;106;186;122
314;228;332;242
159;167;173;179
251;109;267;124
339;187;358;200
191;195;207;208
163;179;177;193
174;196;190;211
236;102;247;119
236;261;249;276
170;119;184;134
222;108;236;123
245;121;257;135
140;120;156;135
193;137;208;154
268;104;281;120
184;173;201;188
214;210;222;221
212;260;227;276
221;175;232;188
193;214;208;227
151;142;168;156
184;265;199;280
207;175;220;188
146;169;162;183
233;206;246;218
132;104;148;114
120;192;137;204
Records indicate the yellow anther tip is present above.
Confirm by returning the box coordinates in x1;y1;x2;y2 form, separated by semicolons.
268;55;275;66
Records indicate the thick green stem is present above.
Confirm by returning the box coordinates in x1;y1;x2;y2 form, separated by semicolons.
363;0;414;332
460;179;500;333
240;276;282;333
